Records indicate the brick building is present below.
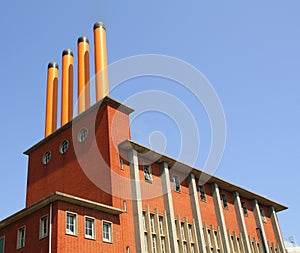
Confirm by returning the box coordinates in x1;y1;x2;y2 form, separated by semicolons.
0;22;287;253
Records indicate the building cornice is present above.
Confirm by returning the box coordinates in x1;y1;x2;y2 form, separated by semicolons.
0;191;124;229
118;139;287;212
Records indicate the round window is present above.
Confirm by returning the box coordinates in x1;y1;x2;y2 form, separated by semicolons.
78;128;88;143
42;151;51;165
59;140;69;154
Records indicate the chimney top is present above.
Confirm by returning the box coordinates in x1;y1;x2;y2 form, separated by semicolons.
48;62;59;69
62;49;73;57
94;22;106;30
78;36;89;44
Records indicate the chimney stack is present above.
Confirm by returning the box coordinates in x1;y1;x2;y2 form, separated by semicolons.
45;62;59;137
94;22;109;101
77;36;90;114
61;49;74;126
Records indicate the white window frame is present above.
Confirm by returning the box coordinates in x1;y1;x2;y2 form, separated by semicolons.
66;212;77;236
39;215;48;239
84;216;96;239
143;165;153;183
159;216;164;235
102;220;113;243
16;226;26;249
150;214;155;233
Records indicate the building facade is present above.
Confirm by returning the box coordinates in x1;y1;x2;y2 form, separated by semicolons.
0;22;287;253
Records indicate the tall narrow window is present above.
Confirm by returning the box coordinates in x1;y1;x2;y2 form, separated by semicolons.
161;237;166;253
0;237;4;253
181;223;185;240
66;212;77;235
143;165;152;182
142;212;147;231
152;235;157;253
120;158;124;170
199;185;206;201
85;217;95;239
17;226;25;249
221;194;228;209
102;221;112;242
39;216;48;239
150;214;155;233
183;242;188;253
188;224;193;242
241;201;248;217
159;216;164;235
123;200;127;212
144;233;149;252
173;175;181;192
260;208;267;223
191;244;195;253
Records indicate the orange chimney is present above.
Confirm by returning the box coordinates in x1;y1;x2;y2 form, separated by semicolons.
61;49;74;126
45;62;59;137
94;22;109;101
77;36;90;115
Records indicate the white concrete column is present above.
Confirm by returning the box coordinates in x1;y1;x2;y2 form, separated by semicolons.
211;183;231;253
269;206;285;253
160;162;179;253
252;199;269;253
233;192;252;253
129;149;145;253
188;173;207;253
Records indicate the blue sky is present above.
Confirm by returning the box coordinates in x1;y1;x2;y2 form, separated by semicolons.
0;0;299;243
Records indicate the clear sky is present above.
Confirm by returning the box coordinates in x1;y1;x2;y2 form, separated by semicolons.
0;0;299;244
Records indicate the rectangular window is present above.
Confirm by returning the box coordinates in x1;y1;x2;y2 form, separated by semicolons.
260;208;267;223
191;244;195;253
17;226;25;249
221;194;228;209
143;165;152;182
150;214;155;233
102;221;112;242
183;242;188;253
241;201;248;217
120;158;124;170
181;223;185;240
142;212;147;231
39;215;48;239
85;217;95;239
199;185;206;201
144;233;149;252
0;237;5;253
159;216;164;235
152;235;157;253
173;175;181;192
66;212;77;235
188;224;193;242
161;237;166;253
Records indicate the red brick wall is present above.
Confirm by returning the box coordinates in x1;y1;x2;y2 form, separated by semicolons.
198;183;218;228
0;205;50;253
261;206;277;244
56;201;125;253
219;189;240;235
240;197;258;240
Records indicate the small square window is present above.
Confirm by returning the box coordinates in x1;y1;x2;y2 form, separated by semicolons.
173;175;181;192
143;165;152;182
40;215;48;239
199;185;206;201
66;212;77;235
85;217;95;239
102;221;112;243
241;202;248;217
17;226;25;249
221;194;228;209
